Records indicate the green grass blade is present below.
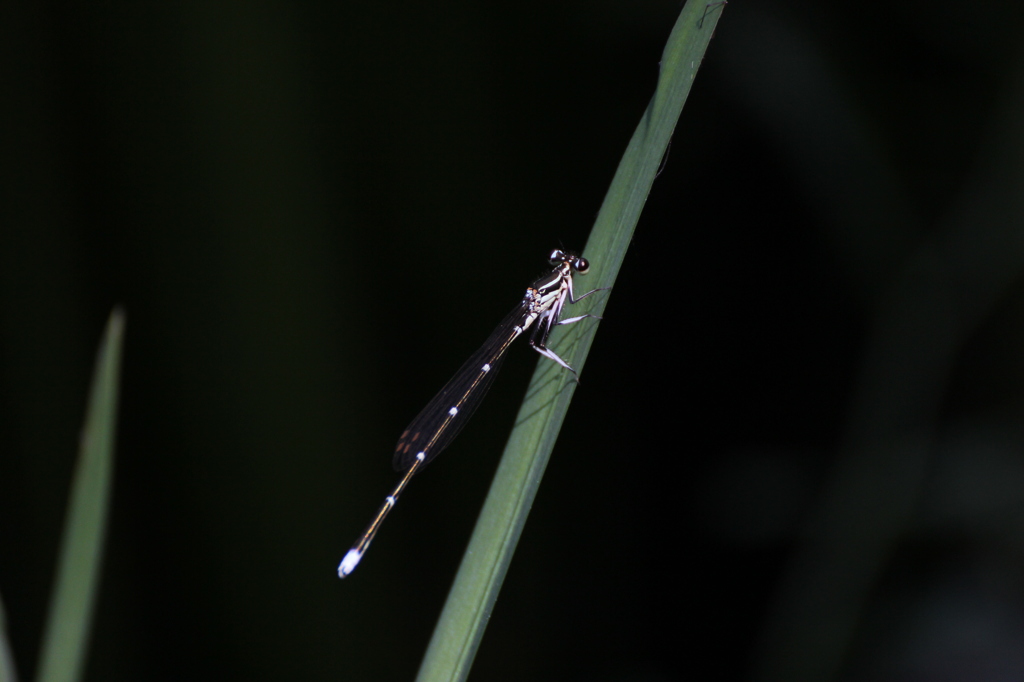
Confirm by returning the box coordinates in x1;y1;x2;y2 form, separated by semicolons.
0;592;18;682
415;4;726;681
35;309;125;682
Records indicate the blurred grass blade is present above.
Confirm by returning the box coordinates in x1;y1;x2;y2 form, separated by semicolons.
1;592;17;682
35;309;125;682
415;3;726;681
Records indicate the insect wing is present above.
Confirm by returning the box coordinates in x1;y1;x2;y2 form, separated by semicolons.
391;304;525;471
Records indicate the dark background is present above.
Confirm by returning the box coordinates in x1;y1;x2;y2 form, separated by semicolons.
4;1;1024;681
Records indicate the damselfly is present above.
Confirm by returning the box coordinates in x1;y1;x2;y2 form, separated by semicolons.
338;249;604;578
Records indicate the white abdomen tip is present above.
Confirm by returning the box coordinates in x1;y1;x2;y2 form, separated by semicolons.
338;549;363;578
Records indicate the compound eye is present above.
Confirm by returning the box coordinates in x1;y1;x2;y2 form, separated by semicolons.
549;249;565;265
574;257;590;274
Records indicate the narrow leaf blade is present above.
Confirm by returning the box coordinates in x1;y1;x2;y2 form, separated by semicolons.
35;309;125;682
416;4;726;681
